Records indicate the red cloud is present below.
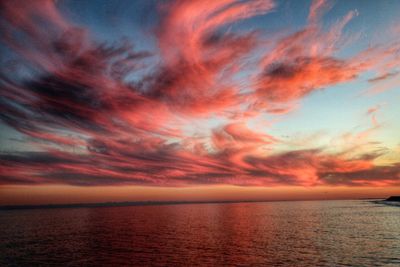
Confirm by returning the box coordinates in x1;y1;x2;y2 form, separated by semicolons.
253;4;365;105
256;56;359;102
143;0;276;115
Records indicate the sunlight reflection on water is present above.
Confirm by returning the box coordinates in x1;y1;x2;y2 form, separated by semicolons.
1;200;399;266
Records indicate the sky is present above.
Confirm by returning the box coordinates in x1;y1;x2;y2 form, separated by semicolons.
0;0;399;205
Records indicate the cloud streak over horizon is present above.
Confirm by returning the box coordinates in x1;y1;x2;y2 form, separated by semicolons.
0;0;399;188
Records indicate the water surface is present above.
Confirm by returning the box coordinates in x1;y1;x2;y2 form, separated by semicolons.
1;200;399;266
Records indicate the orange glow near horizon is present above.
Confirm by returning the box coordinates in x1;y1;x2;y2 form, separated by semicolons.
1;185;399;206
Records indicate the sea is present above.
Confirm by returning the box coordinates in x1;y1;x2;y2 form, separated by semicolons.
1;200;399;266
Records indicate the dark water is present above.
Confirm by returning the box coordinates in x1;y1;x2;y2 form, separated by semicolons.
1;200;399;266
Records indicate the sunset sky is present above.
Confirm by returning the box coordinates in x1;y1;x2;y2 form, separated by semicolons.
0;0;399;205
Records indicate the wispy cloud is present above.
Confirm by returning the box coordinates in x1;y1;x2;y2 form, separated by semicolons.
0;0;399;188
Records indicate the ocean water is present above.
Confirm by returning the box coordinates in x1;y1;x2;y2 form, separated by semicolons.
1;200;399;266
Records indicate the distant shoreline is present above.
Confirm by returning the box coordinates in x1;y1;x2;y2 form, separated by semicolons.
0;198;386;211
372;196;400;207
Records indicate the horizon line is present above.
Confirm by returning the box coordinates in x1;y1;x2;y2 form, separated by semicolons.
0;197;389;211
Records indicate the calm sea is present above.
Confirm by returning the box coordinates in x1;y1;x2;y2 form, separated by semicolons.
1;200;399;266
